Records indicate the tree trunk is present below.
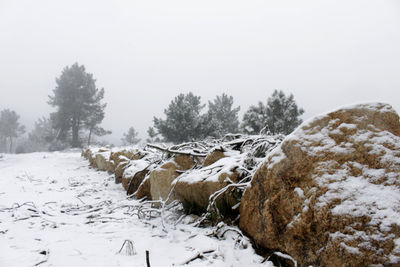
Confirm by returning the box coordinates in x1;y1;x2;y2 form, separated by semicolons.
71;119;79;148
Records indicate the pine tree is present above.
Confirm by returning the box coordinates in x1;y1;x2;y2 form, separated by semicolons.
48;63;107;148
0;109;25;153
241;102;267;135
84;101;111;146
153;92;205;143
28;117;58;147
241;90;304;135
146;127;160;143
121;127;141;145
202;93;240;138
265;90;304;134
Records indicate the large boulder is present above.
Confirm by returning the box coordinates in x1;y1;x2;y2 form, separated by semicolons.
174;154;242;215
149;155;197;203
203;149;226;167
135;176;152;200
94;152;109;171
240;103;400;266
121;159;149;192
111;150;143;184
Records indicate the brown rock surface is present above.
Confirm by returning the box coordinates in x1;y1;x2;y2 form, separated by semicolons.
121;159;149;192
149;155;196;202
174;156;242;214
239;103;400;266
135;176;151;200
203;149;226;167
111;150;143;184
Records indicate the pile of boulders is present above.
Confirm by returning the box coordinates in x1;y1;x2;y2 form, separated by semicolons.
82;134;282;217
82;102;400;266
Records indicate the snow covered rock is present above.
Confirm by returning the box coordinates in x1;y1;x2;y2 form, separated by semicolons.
203;149;227;167
174;155;242;215
110;149;143;184
122;159;149;193
240;103;400;266
149;155;197;203
95;152;110;171
135;176;152;199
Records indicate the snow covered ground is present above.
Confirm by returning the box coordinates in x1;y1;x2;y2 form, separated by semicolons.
0;151;272;267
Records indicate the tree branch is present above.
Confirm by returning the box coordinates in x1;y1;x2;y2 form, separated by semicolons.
146;144;207;157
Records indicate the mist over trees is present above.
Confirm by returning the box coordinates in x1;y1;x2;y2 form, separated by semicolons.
0;109;25;153
146;127;160;143
48;63;109;148
1;66;304;152
241;90;304;135
121;127;141;145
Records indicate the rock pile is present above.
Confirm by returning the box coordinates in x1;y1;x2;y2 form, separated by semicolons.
82;102;400;266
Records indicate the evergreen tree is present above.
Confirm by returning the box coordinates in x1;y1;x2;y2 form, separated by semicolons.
241;102;267;135
121;127;141;145
153;92;204;143
84;102;111;146
0;109;25;153
48;63;107;148
241;90;304;135
202;93;240;138
28;117;58;149
146;127;160;143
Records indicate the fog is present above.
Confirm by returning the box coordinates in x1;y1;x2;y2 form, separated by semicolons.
1;0;399;144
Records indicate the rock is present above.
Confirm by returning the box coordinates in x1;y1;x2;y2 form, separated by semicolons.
203;149;226;167
240;103;400;266
114;157;130;184
81;148;91;159
121;159;149;192
106;160;115;174
149;155;197;203
95;152;109;171
135;176;152;200
111;150;143;184
174;156;242;215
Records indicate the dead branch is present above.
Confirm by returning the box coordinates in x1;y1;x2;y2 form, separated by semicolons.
146;144;207;157
178;249;215;265
117;240;136;256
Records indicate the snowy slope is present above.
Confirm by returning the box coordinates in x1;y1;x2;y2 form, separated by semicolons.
0;151;272;267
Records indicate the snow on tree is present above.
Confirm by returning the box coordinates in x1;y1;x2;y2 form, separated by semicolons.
48;63;107;148
0;109;25;153
202;93;240;138
153;92;205;143
241;102;267;135
121;127;141;145
241;90;304;135
264;90;304;134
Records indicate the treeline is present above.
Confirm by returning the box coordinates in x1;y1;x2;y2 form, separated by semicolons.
147;90;304;144
0;62;304;153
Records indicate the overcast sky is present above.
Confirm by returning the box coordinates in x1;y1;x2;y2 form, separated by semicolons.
1;0;399;144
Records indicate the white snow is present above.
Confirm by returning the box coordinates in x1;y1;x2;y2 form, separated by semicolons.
0;151;272;267
177;156;243;184
294;188;305;199
123;159;149;177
